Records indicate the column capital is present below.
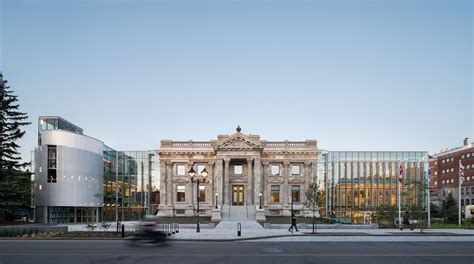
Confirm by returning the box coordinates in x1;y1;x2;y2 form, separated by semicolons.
224;158;231;164
304;161;312;166
262;161;270;166
247;158;253;163
283;161;290;166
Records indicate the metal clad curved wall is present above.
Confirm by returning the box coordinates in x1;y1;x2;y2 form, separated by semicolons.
35;130;103;207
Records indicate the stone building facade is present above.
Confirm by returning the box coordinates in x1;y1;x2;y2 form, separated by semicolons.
157;127;320;219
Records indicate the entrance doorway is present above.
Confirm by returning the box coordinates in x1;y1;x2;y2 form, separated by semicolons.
232;185;245;206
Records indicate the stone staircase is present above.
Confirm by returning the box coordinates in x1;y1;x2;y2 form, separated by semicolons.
221;205;256;220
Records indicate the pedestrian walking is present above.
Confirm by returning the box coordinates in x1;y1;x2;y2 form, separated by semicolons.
400;211;413;231
288;213;299;232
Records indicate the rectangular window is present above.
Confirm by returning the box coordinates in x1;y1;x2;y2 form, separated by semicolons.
461;188;465;195
291;185;300;203
177;185;186;202
271;165;280;175
271;185;280;203
434;171;438;176
234;165;243;175
291;165;300;175
467;199;471;205
176;164;186;176
47;145;57;183
199;185;206;202
197;165;206;175
467;188;471;195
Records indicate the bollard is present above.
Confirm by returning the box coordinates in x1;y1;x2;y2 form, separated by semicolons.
121;224;125;238
167;224;171;236
237;222;241;237
172;223;175;234
176;223;179;233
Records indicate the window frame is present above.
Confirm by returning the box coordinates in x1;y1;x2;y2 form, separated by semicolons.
271;164;280;176
176;164;186;176
176;185;186;202
291;165;301;175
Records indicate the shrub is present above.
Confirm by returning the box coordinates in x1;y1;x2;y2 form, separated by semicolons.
86;223;97;231
101;222;111;231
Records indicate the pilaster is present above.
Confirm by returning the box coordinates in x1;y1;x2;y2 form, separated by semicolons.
283;161;290;207
216;159;223;206
224;158;231;205
247;158;254;205
253;156;262;206
262;161;269;207
166;161;173;207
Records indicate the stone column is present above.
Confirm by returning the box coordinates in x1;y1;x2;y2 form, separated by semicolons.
283;161;290;208
166;162;173;207
247;158;254;205
215;159;223;206
254;156;262;207
207;161;214;207
159;161;167;207
262;161;269;207
304;161;312;194
224;158;231;205
186;164;194;208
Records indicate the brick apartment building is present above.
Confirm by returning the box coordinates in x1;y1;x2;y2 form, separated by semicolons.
430;138;474;215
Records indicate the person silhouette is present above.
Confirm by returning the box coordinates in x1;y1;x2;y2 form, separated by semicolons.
288;213;299;232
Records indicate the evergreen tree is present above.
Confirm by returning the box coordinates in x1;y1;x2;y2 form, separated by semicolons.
441;192;458;224
0;72;31;221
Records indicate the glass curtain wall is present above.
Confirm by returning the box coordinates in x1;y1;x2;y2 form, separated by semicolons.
102;149;160;222
103;145;118;221
321;151;428;224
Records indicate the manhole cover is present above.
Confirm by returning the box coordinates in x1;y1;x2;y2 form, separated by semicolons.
262;248;284;253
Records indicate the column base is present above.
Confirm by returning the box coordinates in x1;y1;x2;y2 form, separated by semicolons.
256;208;266;222
211;207;222;222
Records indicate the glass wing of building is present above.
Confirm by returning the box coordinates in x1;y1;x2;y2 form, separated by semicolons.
319;151;429;224
102;148;160;222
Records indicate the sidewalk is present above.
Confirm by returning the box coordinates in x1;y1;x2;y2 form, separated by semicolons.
62;221;474;242
167;221;474;242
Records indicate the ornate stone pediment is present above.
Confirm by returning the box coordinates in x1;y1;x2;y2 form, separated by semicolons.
267;177;284;184
230;178;248;183
214;133;263;151
172;177;189;183
288;177;304;183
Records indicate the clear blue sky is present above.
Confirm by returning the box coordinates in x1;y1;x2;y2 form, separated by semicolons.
1;0;472;163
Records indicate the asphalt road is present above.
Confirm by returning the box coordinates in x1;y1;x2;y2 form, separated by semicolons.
0;240;473;264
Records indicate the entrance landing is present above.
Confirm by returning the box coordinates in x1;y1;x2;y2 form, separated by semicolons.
215;220;264;231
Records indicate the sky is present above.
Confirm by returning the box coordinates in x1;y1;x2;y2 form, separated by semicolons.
0;0;472;163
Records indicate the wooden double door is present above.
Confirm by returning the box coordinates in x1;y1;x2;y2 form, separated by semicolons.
232;185;245;206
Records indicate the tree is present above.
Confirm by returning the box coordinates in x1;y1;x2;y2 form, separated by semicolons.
0;72;31;221
372;205;397;228
304;181;320;234
441;192;458;224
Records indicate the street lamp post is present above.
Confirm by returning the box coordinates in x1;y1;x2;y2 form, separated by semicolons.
188;167;208;233
215;192;218;209
259;193;262;209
